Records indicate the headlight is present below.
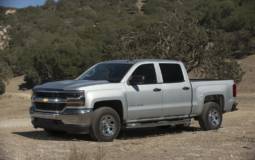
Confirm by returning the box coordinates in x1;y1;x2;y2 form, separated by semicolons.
65;91;85;107
66;97;85;107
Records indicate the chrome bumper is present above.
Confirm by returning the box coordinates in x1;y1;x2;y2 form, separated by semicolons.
30;106;93;128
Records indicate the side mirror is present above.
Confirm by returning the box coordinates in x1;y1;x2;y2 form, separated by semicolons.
129;75;145;85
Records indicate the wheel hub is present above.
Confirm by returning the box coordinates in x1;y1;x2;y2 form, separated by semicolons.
99;115;116;137
208;109;220;127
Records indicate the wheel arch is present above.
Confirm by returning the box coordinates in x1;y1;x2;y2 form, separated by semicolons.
204;94;225;112
93;100;125;123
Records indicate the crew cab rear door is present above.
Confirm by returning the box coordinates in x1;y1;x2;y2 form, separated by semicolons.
159;63;192;117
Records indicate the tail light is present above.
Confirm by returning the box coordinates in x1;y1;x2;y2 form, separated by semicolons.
233;83;237;97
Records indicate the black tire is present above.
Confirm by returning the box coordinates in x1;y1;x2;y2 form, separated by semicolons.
198;102;222;130
44;129;65;136
90;107;121;142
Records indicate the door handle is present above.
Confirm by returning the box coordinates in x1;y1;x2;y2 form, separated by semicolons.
153;88;162;92
182;86;190;90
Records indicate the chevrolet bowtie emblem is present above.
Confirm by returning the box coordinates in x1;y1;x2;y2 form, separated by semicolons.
42;98;49;103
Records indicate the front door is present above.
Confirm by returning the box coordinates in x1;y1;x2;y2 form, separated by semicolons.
125;63;163;121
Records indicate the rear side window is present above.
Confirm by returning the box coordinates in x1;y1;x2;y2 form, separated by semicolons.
132;64;157;84
159;63;184;83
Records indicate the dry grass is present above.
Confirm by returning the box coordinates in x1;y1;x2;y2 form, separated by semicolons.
0;142;7;160
22;145;105;160
68;145;88;160
94;146;105;160
68;145;105;160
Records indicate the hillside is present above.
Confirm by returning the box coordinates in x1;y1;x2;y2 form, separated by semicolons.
0;0;254;92
238;54;255;93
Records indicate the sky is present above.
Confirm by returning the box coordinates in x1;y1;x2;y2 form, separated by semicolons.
0;0;48;8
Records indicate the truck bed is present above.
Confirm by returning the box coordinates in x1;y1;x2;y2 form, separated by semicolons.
190;79;235;114
190;79;234;89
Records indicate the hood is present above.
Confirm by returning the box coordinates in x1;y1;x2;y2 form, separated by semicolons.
33;80;109;91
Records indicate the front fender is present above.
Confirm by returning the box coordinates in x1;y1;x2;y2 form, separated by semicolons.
85;89;127;120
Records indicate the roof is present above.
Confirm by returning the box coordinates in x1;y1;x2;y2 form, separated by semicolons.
102;59;180;64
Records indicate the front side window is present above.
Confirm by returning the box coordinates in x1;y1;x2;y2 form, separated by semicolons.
159;63;184;83
131;64;157;84
79;63;133;82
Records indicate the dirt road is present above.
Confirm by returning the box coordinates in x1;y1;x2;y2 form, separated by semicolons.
0;55;255;160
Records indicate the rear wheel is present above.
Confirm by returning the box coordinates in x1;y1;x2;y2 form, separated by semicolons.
198;102;222;130
90;107;121;142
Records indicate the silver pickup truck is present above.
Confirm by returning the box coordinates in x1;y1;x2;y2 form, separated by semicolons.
30;59;237;141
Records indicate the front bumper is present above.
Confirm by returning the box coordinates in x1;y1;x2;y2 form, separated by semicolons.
30;106;93;134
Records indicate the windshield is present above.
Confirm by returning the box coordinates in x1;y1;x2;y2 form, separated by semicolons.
78;63;133;82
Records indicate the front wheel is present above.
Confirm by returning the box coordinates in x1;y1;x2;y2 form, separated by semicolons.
90;107;121;142
198;102;222;130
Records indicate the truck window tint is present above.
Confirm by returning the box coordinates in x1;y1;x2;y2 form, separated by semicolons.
159;63;184;83
132;64;157;84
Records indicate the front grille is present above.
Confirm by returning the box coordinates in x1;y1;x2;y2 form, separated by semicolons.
35;102;66;111
33;90;84;112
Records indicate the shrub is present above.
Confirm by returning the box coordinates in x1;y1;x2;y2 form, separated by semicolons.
108;12;244;82
24;70;41;88
3;0;253;87
0;80;5;95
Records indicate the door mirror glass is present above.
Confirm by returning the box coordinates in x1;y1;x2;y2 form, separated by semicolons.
129;75;145;85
